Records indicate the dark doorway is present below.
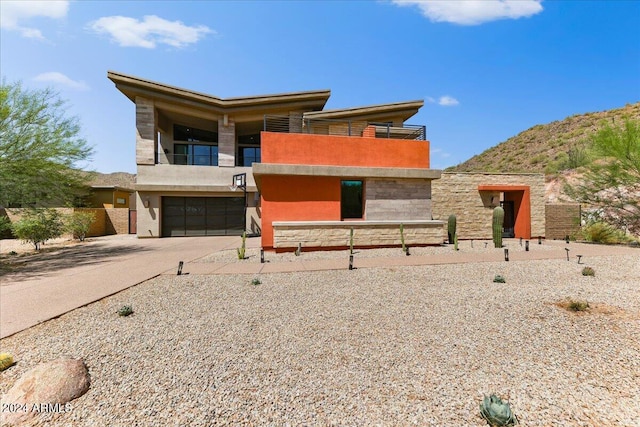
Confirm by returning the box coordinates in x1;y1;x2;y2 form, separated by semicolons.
501;200;515;238
341;180;363;219
129;210;137;234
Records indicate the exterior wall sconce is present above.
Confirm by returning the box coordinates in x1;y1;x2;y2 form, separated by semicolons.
143;197;150;208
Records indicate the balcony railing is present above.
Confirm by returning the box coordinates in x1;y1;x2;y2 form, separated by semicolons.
263;115;426;140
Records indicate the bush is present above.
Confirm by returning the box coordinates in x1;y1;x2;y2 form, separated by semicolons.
65;211;95;242
568;300;590;312
11;208;64;250
579;222;632;244
493;274;506;283
117;305;133;316
581;266;595;276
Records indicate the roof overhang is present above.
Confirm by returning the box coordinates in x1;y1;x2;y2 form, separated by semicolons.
252;163;441;188
107;71;331;115
304;100;424;123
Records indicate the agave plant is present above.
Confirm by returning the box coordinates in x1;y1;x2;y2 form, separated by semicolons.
480;394;518;426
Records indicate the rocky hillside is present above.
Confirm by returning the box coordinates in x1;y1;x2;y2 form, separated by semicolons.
448;102;640;174
86;172;136;189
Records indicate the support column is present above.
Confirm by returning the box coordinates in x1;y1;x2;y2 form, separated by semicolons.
218;117;235;167
135;97;156;165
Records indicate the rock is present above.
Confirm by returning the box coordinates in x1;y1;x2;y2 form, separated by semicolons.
1;357;90;426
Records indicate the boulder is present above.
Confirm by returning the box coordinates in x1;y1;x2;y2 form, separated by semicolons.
1;357;90;425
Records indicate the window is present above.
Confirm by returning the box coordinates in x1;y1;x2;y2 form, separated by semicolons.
173;124;217;143
237;134;261;166
174;144;218;166
341;180;363;219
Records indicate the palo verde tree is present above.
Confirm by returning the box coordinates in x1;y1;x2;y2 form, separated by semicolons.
565;118;640;236
0;79;93;208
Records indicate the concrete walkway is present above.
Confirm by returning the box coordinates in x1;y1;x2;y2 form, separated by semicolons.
0;235;252;339
1;235;637;339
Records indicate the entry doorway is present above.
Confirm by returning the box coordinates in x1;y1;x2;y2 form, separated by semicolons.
500;200;515;238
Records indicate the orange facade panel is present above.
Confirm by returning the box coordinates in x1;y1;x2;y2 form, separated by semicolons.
478;185;531;239
260;175;341;248
261;132;430;169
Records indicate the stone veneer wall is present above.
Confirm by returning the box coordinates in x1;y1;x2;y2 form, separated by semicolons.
135;97;155;165
105;208;130;235
218;117;235;167
272;221;445;250
545;203;581;240
365;178;432;221
431;172;545;239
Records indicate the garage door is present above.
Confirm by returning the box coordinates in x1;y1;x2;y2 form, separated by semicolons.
162;197;245;237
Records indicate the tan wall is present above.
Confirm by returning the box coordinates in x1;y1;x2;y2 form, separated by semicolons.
432;172;545;239
365;178;432;221
135;97;156;165
546;203;581;240
105;208;130;235
89;190;131;209
272;221;445;249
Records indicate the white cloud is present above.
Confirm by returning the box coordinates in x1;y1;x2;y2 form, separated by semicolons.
0;0;68;39
391;0;543;25
33;72;89;91
427;95;460;106
432;147;452;158
438;95;459;106
88;15;213;49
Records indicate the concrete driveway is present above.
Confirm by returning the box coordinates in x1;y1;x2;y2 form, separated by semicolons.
0;235;252;338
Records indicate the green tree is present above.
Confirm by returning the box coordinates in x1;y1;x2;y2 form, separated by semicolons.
0;79;93;208
65;210;95;242
565;118;640;236
11;208;64;250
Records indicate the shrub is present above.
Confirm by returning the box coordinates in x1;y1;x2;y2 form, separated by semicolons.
251;278;261;286
0;353;15;371
579;222;632;244
117;305;134;316
568;299;589;312
493;274;506;283
65;211;95;242
11;208;64;250
581;266;595;276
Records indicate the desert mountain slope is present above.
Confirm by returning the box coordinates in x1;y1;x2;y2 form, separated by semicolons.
448;102;640;174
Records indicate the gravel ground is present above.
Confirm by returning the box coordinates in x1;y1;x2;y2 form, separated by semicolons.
1;253;639;426
197;238;559;264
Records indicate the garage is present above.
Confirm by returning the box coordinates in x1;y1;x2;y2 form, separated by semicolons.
162;196;245;237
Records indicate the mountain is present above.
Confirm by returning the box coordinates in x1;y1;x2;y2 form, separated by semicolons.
86;172;136;189
448;102;640;174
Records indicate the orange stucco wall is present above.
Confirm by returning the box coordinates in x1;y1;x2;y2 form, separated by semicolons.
261;175;341;248
261;132;430;168
478;185;531;238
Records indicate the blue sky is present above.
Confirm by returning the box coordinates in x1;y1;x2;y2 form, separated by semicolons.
1;0;639;174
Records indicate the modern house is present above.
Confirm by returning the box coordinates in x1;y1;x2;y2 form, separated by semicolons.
108;71;444;249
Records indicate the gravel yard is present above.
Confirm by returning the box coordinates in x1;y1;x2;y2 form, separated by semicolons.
1;252;639;426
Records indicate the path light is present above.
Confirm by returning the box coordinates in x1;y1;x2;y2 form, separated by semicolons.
538;236;542;244
405;246;410;256
349;254;354;270
565;248;570;261
177;261;184;275
260;248;265;264
504;248;509;262
525;240;529;251
520;237;523;246
577;255;583;264
565;235;570;244
484;242;488;248
471;239;474;248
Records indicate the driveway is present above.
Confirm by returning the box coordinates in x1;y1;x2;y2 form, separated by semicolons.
0;235;252;338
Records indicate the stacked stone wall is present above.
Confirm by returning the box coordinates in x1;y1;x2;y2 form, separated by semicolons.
365;179;432;221
432;172;545;239
545;203;581;240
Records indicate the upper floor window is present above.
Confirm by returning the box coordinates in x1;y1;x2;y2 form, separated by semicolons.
174;144;218;166
237;133;261;166
174;124;217;143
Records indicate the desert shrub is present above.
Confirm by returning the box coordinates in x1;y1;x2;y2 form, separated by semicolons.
65;211;95;241
581;266;595;276
11;208;64;250
251;277;261;286
579;221;632;244
568;300;590;312
117;305;133;316
493;274;506;283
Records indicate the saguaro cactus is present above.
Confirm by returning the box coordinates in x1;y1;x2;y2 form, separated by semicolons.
447;214;457;244
493;206;504;248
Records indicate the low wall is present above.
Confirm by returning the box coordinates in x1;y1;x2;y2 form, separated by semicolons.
546;203;581;239
272;220;445;250
105;208;130;235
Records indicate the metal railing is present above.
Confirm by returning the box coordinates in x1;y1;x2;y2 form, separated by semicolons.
263;115;426;140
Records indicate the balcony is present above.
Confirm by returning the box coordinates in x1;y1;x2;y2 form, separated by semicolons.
263;115;426;141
